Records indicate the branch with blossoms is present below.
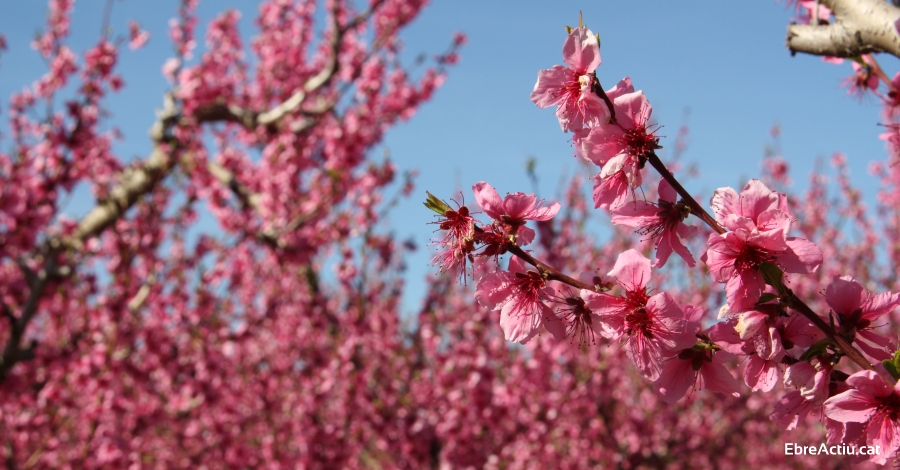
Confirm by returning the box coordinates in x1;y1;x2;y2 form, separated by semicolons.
425;16;900;466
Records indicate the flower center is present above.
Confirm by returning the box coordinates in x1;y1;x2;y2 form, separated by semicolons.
637;200;690;240
513;271;546;302
878;393;900;422
620;126;657;158
560;296;596;345
677;347;713;371
734;244;776;272
622;289;653;339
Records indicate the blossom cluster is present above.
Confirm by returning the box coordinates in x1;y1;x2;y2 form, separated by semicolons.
427;20;900;465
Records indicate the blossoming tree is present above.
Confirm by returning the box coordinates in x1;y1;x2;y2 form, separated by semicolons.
3;0;900;468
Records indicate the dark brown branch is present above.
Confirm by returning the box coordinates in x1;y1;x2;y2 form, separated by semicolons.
507;243;596;291
786;290;874;371
645;151;725;235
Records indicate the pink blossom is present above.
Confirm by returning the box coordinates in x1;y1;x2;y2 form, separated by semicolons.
772;375;852;433
884;72;900;119
578;87;658;209
530;26;607;132
429;204;476;281
824;370;900;465
709;179;791;234
771;390;819;430
784;360;833;405
472;181;560;246
704;180;822;311
610;179;697;267
743;355;782;392
654;305;740;402
128;20;150;50
475;256;565;343
842;60;879;100
721;303;786;360
579;88;656;167
580;249;694;380
825;275;900;360
713;309;783;392
549;273;610;345
654;342;741;403
591;169;632;210
714;304;821;392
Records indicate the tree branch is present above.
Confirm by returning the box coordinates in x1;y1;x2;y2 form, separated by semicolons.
786;290;874;371
787;0;900;59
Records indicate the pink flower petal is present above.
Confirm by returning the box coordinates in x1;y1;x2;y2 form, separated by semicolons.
855;330;892;361
725;269;765;313
592;170;631;209
499;309;541;343
472;181;504;221
541;311;567;341
613;91;651;130
710;186;740;227
580;124;626;166
604;76;634;101
516;226;535;246
608;249;651;291
609;200;659;227
824;390;880;424
861;290;900;320
530;65;569;108
743;355;779;392
771;390;814;430
738;179;784;223
704;232;739;283
562;26;600;72
500;192;538;220
654;358;695;403
734;310;767;340
784;362;816;390
669;224;697;267
866;413;900;465
846;370;893;397
626;335;664;380
778;237;822;274
825;275;867;315
756;209;792;237
702;361;742;397
524;201;561;221
708;321;744;355
658;178;677;202
780;314;821;349
580;290;627;339
475;271;512;310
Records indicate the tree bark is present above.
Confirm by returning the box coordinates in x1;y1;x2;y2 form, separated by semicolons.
787;0;900;59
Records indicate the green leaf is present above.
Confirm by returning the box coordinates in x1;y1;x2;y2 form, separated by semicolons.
423;191;451;216
756;293;778;305
799;338;833;362
759;262;786;294
884;359;900;381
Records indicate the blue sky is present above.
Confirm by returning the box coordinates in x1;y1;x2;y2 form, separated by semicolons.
0;1;890;314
